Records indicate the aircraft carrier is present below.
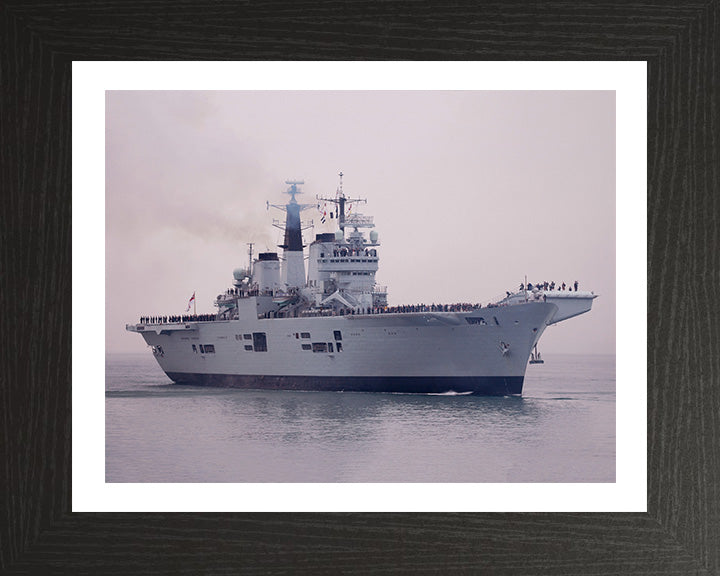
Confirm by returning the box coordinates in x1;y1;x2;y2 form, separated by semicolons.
127;176;596;395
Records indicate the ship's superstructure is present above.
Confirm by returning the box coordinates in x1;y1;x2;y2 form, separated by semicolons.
127;176;597;395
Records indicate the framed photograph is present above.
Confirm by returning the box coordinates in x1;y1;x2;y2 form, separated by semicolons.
2;3;717;574
97;79;624;493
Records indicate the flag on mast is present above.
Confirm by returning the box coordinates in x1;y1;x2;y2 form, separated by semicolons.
186;291;196;312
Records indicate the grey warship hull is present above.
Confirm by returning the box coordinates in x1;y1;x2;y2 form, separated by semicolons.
128;301;567;396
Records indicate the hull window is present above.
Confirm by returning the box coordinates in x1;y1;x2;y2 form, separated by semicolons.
253;332;268;352
333;330;342;341
312;342;327;353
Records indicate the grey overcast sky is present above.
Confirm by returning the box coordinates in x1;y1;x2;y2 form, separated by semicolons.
106;90;615;355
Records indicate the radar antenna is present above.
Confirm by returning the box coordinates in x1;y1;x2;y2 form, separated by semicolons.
267;180;315;213
284;180;304;202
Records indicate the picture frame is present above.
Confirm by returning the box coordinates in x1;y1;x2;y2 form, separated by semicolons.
2;2;717;573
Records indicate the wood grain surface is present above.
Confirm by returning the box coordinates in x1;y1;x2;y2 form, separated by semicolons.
1;1;718;574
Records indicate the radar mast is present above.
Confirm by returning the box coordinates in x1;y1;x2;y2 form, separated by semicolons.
316;171;367;235
267;180;314;287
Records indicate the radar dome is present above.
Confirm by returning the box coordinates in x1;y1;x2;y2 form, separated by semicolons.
233;267;248;280
369;230;379;243
334;229;344;241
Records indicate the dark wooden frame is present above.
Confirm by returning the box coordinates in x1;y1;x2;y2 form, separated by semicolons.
2;2;718;574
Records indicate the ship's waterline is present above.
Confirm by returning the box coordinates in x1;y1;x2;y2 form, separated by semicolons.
166;374;525;395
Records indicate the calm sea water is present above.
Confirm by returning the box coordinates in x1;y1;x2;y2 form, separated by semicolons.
106;353;615;483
